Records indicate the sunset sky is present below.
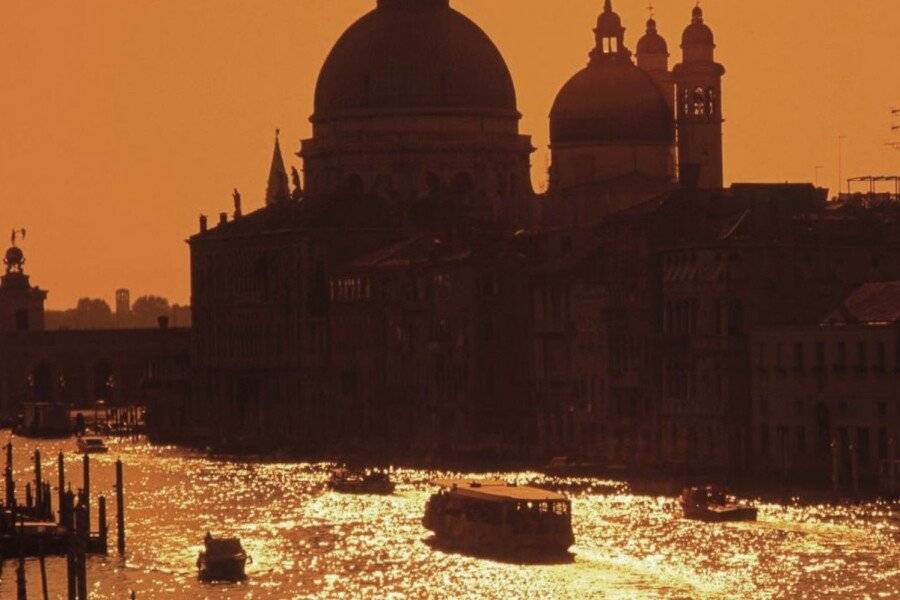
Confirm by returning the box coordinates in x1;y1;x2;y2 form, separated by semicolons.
2;0;898;309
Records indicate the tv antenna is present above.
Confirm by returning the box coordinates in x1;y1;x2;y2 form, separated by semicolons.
889;107;900;149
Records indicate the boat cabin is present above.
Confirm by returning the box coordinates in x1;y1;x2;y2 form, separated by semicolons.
424;479;574;555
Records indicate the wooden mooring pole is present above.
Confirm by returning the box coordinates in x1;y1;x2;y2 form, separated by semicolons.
66;537;77;600
16;552;27;600
17;515;28;600
82;454;91;534
39;543;50;600
58;452;66;515
75;502;88;600
98;495;108;553
116;458;125;555
34;449;43;510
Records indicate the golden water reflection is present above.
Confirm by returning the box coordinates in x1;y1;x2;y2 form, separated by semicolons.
0;434;898;599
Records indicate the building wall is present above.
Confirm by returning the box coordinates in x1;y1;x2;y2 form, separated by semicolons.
0;327;190;422
751;325;900;485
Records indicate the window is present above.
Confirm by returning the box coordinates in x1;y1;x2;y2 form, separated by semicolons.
858;428;871;464
815;342;825;371
14;309;28;331
727;301;744;336
835;342;846;372
856;342;868;374
875;342;886;373
796;427;807;454
692;87;707;116
794;343;805;374
760;424;770;458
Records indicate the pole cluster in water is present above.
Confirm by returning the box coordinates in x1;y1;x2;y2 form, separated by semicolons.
1;441;127;599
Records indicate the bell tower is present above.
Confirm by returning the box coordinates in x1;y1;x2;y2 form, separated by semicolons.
673;6;725;189
0;231;46;332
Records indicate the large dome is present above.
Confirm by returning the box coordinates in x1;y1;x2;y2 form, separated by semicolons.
313;0;518;123
550;57;674;145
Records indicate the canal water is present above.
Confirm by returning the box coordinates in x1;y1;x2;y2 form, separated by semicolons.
1;433;898;599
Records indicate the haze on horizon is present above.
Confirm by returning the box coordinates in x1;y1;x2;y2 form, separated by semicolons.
2;0;898;309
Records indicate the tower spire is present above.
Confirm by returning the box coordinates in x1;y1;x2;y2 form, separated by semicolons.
265;129;291;206
604;0;613;13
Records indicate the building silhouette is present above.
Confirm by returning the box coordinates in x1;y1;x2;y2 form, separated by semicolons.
0;242;190;428
174;0;900;480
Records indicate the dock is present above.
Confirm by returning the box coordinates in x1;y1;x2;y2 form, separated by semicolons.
1;442;127;599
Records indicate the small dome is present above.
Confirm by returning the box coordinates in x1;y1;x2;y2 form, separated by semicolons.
682;6;714;46
596;10;623;35
313;0;517;122
595;0;624;38
637;19;668;55
551;58;674;145
4;247;24;268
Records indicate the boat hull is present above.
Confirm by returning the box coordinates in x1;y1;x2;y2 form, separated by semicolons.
682;505;758;522
424;503;574;557
198;555;247;582
328;480;395;495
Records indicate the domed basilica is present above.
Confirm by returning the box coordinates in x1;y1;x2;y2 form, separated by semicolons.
185;0;734;458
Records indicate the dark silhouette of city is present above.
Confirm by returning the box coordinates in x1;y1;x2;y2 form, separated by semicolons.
0;0;897;490
1;2;899;597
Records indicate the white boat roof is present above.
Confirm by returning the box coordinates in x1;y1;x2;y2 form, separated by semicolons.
431;479;568;503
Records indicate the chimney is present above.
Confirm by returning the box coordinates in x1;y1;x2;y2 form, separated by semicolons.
219;212;228;225
157;315;169;330
199;214;208;232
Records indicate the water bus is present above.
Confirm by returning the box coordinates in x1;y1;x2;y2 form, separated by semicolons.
423;479;575;556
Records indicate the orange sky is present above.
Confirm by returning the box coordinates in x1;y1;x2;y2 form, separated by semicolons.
2;0;898;309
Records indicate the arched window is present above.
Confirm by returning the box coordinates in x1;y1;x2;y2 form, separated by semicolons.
93;361;113;403
15;308;28;331
707;87;717;116
450;172;474;196
425;172;442;195
344;173;364;197
32;362;53;402
602;36;618;54
692;87;707;117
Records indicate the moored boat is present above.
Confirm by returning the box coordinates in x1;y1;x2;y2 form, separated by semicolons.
328;468;395;495
76;437;109;454
423;479;575;557
197;533;249;582
680;486;758;522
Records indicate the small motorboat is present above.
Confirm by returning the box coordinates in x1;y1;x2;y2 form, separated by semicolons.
76;437;109;454
197;533;249;582
328;468;395;495
680;486;758;522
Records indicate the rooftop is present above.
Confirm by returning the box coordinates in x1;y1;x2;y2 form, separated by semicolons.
822;281;900;326
432;479;569;503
